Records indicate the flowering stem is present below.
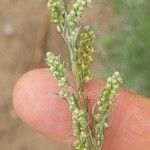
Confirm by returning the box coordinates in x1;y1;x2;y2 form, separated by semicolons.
46;0;123;149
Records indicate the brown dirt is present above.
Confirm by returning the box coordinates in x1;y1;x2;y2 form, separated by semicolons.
0;0;68;149
0;0;117;149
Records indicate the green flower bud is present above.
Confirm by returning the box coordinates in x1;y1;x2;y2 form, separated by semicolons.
95;72;122;146
46;52;69;88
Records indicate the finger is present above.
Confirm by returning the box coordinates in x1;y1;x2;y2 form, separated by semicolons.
13;69;150;150
84;76;150;150
13;69;74;144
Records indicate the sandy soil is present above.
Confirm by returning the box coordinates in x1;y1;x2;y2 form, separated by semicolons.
0;0;68;149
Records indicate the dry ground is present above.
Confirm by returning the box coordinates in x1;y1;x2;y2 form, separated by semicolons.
0;0;68;149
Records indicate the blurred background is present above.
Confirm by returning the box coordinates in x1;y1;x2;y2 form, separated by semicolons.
0;0;149;149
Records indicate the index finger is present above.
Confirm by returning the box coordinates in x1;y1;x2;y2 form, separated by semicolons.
13;69;150;150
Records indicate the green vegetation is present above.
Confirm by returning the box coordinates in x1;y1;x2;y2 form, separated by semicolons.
46;0;122;149
96;0;150;97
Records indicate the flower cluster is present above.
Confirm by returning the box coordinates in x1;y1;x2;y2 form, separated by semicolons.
60;91;89;149
67;0;92;27
72;108;89;150
64;94;89;149
76;26;95;84
46;52;89;149
95;72;122;147
46;0;123;149
46;52;69;88
47;0;66;24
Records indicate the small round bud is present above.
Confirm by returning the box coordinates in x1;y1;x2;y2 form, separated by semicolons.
73;3;78;9
98;107;103;111
101;135;104;140
104;122;109;128
84;76;90;82
107;77;112;83
78;6;84;11
95;114;100;121
114;71;120;77
69;21;74;26
57;25;61;32
70;10;75;16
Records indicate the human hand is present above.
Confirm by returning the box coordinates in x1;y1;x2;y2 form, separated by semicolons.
13;69;150;150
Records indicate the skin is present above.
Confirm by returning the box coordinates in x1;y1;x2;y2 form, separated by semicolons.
13;69;150;150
